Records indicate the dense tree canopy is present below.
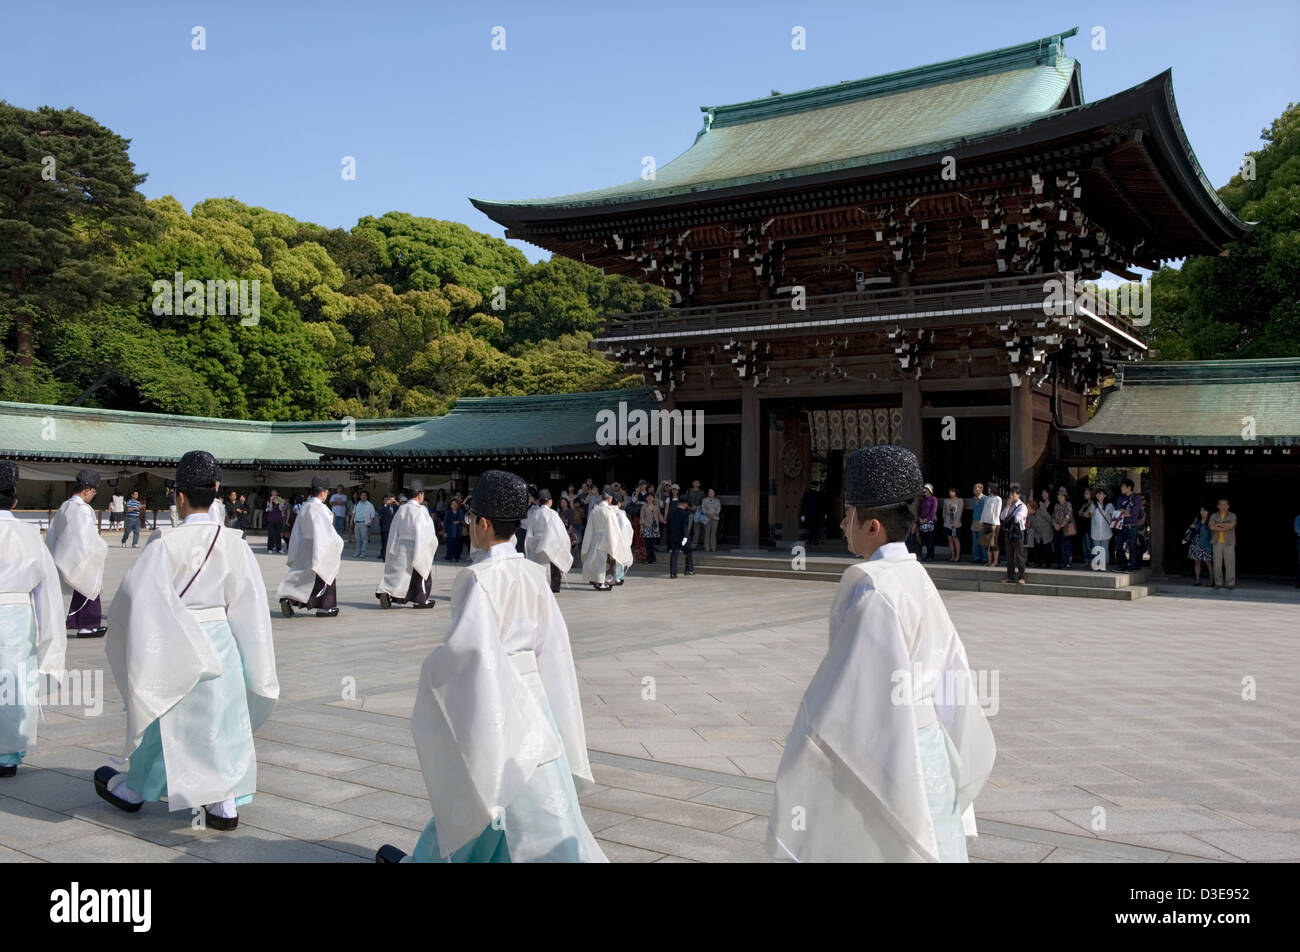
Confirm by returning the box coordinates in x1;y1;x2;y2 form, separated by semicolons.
0;102;666;420
1150;102;1300;360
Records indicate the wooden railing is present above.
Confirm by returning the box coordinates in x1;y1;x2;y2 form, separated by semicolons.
597;272;1140;340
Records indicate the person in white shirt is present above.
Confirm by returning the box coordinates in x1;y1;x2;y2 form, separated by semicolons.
1000;483;1028;584
329;487;349;537
352;490;377;558
1088;488;1116;571
109;491;125;528
981;484;1003;568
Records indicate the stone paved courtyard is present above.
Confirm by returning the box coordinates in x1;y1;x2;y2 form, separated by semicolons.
2;540;1297;863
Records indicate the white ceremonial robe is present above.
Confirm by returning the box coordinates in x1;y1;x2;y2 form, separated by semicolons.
277;496;343;603
0;512;67;756
409;542;605;862
614;508;634;558
580;504;631;583
767;543;996;862
524;504;573;574
378;500;439;598
45;495;108;607
208;498;226;526
106;514;279;810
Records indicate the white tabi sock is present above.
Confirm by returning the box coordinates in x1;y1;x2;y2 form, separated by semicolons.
206;798;237;819
107;773;144;804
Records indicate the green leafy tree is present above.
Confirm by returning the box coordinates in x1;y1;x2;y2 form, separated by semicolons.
1150;102;1300;359
352;212;529;298
0;102;158;400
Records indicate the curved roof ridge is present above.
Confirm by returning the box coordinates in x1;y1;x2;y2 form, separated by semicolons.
700;27;1080;130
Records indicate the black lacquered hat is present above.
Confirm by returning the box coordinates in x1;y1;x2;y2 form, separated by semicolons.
75;468;101;490
176;451;220;491
468;470;529;520
310;475;331;492
843;446;926;508
0;460;18;492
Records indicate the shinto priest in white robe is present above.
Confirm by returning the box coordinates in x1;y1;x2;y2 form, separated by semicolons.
580;501;632;584
767;542;996;862
45;491;108;631
524;502;573;575
613;506;634;583
0;509;67;764
106;512;279;809
277;494;343;609
407;541;606;862
377;498;439;604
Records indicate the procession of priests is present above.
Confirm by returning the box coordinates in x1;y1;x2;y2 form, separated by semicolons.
0;445;996;862
376;479;439;609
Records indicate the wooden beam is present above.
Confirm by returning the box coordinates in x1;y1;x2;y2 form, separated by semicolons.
1009;380;1034;491
740;386;761;547
902;380;923;470
919;405;1011;419
1149;454;1166;576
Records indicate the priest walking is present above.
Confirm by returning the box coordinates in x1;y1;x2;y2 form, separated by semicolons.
579;487;631;592
207;469;227;526
767;446;996;862
524;489;572;594
376;480;439;609
45;468;109;638
0;461;67;778
612;500;634;586
377;470;606;863
94;451;279;830
277;475;344;618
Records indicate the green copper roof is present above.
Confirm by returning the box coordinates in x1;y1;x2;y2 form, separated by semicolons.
304;388;659;459
473;29;1082;211
0;401;424;467
1066;359;1300;446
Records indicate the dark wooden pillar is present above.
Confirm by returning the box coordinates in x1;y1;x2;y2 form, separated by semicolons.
902;380;923;470
740;385;760;548
392;464;404;495
1148;454;1165;576
657;394;677;485
1009;380;1034;493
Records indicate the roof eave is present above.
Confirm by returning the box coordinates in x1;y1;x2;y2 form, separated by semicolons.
473;72;1248;255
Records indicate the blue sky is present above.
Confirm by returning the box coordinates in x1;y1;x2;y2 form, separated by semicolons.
3;1;1295;263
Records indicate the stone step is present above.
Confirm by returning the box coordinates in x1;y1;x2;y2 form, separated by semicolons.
699;554;1147;589
687;556;1150;600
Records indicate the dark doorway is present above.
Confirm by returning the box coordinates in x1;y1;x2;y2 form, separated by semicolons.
1160;464;1300;579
